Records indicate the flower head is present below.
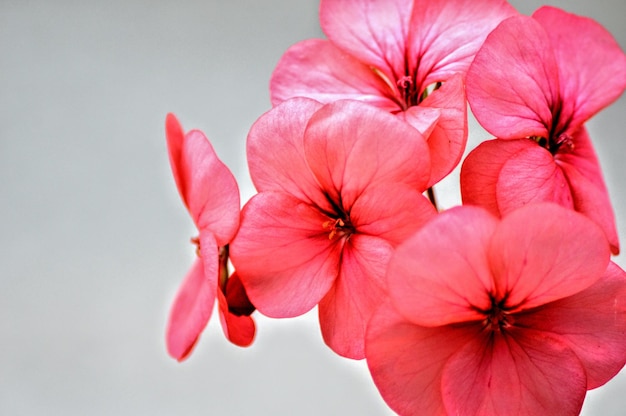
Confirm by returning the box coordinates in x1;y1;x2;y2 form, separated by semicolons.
461;6;626;254
164;114;254;361
365;203;626;415
229;98;436;359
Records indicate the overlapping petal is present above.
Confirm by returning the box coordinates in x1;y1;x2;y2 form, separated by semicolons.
217;288;255;348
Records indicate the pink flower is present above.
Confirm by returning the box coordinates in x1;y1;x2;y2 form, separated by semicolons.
164;114;255;361
270;0;516;186
229;98;437;359
461;6;626;254
365;203;626;415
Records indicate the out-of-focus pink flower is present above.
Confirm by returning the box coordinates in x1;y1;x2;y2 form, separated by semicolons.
366;203;626;415
270;0;516;187
462;6;626;254
164;114;254;361
229;98;437;359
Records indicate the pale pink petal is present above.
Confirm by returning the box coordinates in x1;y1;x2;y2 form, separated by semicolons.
165;232;219;361
217;289;255;347
269;39;399;112
387;206;497;326
365;302;479;416
409;0;517;89
318;235;393;359
320;0;411;80
442;329;587;415
165;113;187;205
350;183;436;247
229;192;340;318
246;98;330;210
466;15;559;139
489;203;610;310
557;128;619;254
533;6;626;133
303;100;431;209
461;139;536;217
495;144;574;215
516;262;626;389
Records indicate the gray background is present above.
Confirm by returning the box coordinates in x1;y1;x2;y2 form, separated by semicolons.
1;0;624;414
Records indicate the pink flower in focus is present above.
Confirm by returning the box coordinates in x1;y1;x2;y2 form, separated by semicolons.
164;114;255;361
366;203;626;415
270;0;517;186
229;98;437;359
461;6;626;254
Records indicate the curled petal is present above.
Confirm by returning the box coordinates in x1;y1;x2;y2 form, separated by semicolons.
217;289;255;348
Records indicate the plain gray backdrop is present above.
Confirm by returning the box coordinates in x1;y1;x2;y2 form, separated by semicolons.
1;0;625;414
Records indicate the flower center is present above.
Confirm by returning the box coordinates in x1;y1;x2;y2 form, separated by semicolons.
482;296;514;333
531;132;574;155
323;216;354;240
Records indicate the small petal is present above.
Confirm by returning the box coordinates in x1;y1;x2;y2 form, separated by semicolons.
217;289;255;347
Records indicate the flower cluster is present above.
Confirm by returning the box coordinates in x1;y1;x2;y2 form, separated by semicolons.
162;1;626;414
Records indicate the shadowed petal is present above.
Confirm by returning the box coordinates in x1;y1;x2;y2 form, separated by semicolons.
387;206;497;326
319;235;393;359
489;203;610;310
442;329;587;415
217;289;255;348
516;262;626;389
230;192;340;318
466;15;558;139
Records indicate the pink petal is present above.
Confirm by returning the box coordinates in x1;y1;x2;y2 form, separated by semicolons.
303;100;431;210
516;262;626;389
387;206;497;326
489;203;610;310
533;6;626;133
223;271;255;317
229;192;340;318
350;183;436;247
557;128;619;254
319;0;411;81
269;39;399;112
461;139;536;217
165;232;219;361
365;302;479;415
495;143;574;215
408;0;517;89
318;235;393;359
165;114;240;246
466;15;559;139
442;329;587;415
217;289;255;348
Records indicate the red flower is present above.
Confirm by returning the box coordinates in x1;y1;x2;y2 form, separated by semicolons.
164;114;254;361
270;0;516;187
229;98;436;359
461;6;626;254
366;203;626;415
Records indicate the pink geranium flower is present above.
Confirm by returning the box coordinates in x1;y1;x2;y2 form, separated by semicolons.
229;98;437;359
461;6;626;254
365;203;626;415
164;114;255;361
270;0;516;186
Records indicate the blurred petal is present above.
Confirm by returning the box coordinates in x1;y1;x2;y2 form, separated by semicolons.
230;192;340;318
217;289;255;347
516;262;626;389
466;15;558;139
319;235;393;359
387;206;497;326
270;39;399;112
533;6;626;133
442;329;587;415
366;302;479;416
489;203;610;310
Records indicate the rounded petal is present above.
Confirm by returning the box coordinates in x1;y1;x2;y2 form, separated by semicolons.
533;6;626;133
318;235;393;359
489;203;610;310
229;192;340;318
387;206;498;326
516;262;626;389
269;39;399;112
217;289;255;348
303;100;431;210
442;329;587;416
466;15;559;139
365;302;479;416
